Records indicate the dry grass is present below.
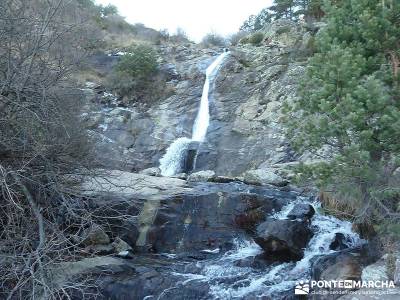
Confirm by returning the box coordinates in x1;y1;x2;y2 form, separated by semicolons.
319;190;358;220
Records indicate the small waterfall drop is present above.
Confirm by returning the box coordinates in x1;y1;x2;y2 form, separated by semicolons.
171;199;364;299
159;51;229;176
159;137;192;177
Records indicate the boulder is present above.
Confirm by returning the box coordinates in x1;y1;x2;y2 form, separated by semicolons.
139;167;161;176
312;251;363;282
81;223;110;246
187;170;216;182
243;169;287;186
329;233;350;251
311;247;378;283
254;219;313;261
287;203;315;221
361;256;389;282
112;237;133;254
146;186;294;253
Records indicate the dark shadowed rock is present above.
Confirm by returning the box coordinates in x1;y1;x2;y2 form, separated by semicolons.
211;175;240;183
329;233;350;251
311;247;378;283
255;219;313;261
287;203;315;221
182;141;199;173
311;251;363;299
145;184;295;254
83;171;299;254
54;256;210;300
81;223;110;246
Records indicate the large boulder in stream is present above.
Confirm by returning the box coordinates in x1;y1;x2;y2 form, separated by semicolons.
287;203;315;221
254;218;313;261
311;247;380;298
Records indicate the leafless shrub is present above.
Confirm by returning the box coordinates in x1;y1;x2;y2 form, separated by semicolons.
229;31;248;46
200;32;227;48
0;0;119;298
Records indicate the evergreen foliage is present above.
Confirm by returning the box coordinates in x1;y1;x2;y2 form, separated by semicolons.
240;0;324;32
110;45;159;100
284;0;400;223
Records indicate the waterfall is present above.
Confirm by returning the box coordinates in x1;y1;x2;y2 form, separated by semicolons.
191;51;229;142
159;137;192;177
159;51;229;176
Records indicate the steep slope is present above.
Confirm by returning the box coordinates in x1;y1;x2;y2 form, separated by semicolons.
85;20;313;176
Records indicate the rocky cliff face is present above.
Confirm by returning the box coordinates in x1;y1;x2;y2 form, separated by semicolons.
65;21;393;300
83;20;311;176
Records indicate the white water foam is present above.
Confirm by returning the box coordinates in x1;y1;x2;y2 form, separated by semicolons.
159;137;192;176
192;51;229;142
159;52;229;176
171;200;364;299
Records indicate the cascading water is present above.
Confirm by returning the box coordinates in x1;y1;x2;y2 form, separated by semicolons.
156;51;364;299
159;51;229;176
170;198;364;299
191;52;229;142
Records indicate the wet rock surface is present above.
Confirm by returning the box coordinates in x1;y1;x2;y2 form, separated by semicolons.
255;219;313;261
59;171;367;299
72;21;382;300
329;232;351;251
287;203;315;221
82;21;310;177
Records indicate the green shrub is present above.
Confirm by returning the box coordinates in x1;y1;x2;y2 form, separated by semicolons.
276;25;291;35
110;45;158;99
249;32;264;46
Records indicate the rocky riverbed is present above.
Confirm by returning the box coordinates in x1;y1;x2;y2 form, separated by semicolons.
52;170;387;300
66;20;400;300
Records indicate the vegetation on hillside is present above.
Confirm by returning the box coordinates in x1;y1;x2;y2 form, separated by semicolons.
240;0;324;32
201;32;227;47
284;1;400;234
0;0;145;298
108;45;160;102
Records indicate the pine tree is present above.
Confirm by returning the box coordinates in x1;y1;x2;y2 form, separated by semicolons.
284;0;400;221
270;0;296;19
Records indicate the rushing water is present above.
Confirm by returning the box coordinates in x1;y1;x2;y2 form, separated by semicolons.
157;51;363;298
159;52;229;176
158;137;192;177
191;52;229;142
171;198;364;299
